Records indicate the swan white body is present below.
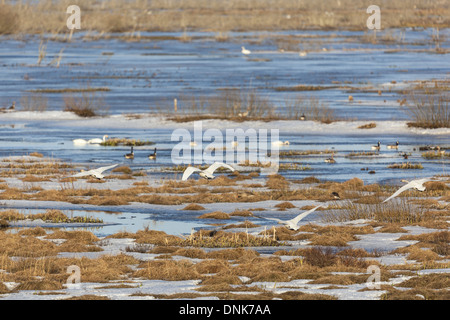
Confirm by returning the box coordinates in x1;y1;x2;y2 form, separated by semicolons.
382;177;433;203
73;139;88;145
241;47;251;55
262;205;322;231
272;140;290;146
182;162;235;181
88;135;108;144
70;164;118;180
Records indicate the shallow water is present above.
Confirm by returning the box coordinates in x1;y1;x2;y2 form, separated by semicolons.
0;29;449;236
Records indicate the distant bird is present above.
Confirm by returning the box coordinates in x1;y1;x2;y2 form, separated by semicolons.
387;141;399;149
272;140;290;146
125;146;134;159
9;102;15;110
299;51;307;57
331;192;340;200
241;46;251;55
436;146;445;156
70;164;118;180
88;135;108;144
182;162;235;181
382;177;434;203
259;205;322;231
325;154;336;163
300;113;306;121
401;152;409;160
371;141;381;151
148;148;157;160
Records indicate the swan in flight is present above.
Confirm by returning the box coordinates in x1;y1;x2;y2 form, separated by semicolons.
260;205;322;230
241;46;251;55
88;135;109;144
382;177;434;203
182;162;235;181
70;164;118;180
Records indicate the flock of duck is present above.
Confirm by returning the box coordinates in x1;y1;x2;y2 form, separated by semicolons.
69;134;445;231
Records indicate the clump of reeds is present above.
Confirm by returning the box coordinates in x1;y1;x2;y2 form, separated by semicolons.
183;203;206;211
404;89;449;129
100;138;154;146
346;151;378;157
387;162;423;169
357;122;377;129
422;151;450;159
198;211;230;220
20;94;48;112
63;88;109;118
329;199;427;225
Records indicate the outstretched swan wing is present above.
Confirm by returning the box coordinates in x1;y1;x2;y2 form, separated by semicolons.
71;171;92;178
182;167;201;181
289;205;322;225
382;177;434;203
95;164;118;174
204;162;235;175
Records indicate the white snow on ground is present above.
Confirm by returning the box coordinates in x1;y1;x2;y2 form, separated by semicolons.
2;111;449;135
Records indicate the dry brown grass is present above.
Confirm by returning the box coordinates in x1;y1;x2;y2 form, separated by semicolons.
275;201;296;210
396;231;450;258
357;122;377;129
2;0;449;36
134;259;201;281
183;203;206;211
198;211;230;220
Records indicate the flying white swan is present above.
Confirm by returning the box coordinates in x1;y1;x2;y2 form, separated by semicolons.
260;205;323;230
382;177;434;203
241;46;251;55
182;162;235;181
70;164;118;180
88;135;109;144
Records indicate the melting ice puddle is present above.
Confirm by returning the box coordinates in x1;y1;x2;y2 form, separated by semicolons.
9;208;208;237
